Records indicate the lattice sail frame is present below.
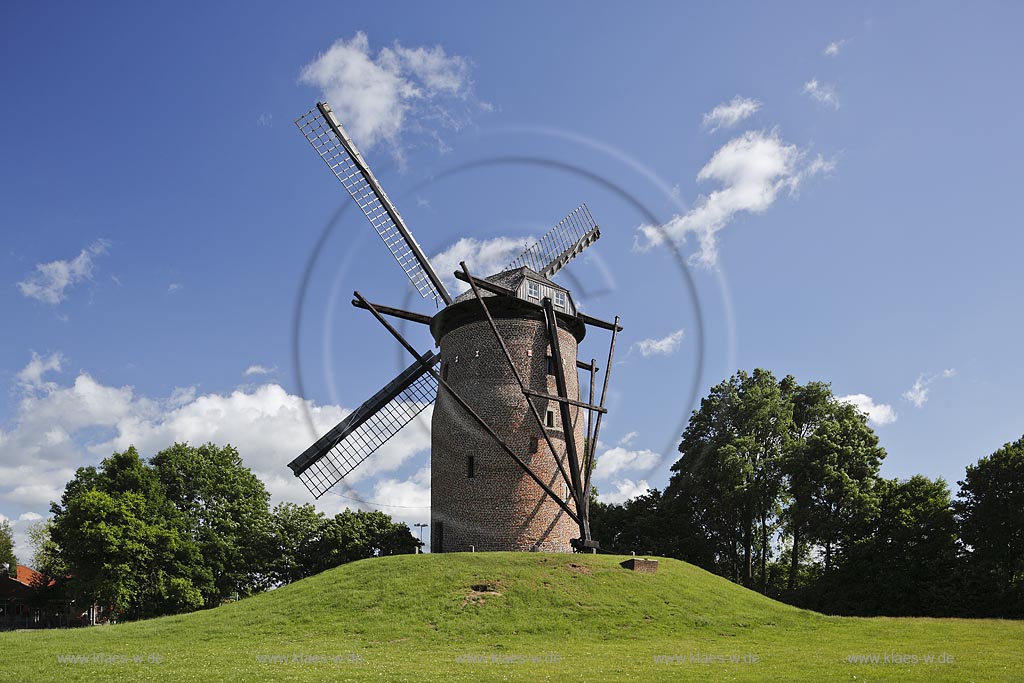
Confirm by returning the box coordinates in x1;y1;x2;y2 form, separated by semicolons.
288;353;440;498
504;204;600;279
295;103;451;306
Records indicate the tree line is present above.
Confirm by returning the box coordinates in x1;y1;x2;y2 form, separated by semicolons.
591;369;1024;618
12;443;418;622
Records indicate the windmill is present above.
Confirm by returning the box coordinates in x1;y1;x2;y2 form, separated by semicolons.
288;102;622;553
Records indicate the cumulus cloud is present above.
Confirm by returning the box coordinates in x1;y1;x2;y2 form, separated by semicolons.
16;240;110;305
702;96;762;132
0;359;432;525
803;79;840;109
836;393;897;426
430;235;532;293
15;352;64;391
635;130;834;265
299;32;482;156
632;329;685;357
592;446;661;480
903;369;957;408
598;479;651;505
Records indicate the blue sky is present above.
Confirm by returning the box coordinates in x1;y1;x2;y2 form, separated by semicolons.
3;2;1023;555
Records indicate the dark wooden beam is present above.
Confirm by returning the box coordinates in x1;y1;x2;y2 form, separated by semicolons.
576;359;599;372
543;296;591;544
523;389;608;414
578;312;623;332
351;298;433;325
453;270;516;297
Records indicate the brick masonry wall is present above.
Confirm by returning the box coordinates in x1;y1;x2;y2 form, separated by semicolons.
431;315;586;553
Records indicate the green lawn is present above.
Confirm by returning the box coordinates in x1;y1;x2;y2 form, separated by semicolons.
3;553;1021;681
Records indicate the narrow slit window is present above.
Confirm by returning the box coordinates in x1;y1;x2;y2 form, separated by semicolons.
441;362;449;381
529;436;539;453
546;355;556;375
467;455;475;478
546;410;555;428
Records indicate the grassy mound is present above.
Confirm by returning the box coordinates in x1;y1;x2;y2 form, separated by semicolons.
4;552;1022;681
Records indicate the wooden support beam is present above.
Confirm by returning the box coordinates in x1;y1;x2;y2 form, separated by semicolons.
578;312;623;332
523;389;607;414
543;296;591;544
453;270;516;297
351;298;433;325
576;359;599;372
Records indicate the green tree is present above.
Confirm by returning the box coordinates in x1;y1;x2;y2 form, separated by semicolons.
955;436;1024;617
26;518;67;582
797;400;885;580
151;443;274;603
1;518;16;574
830;476;960;616
50;447;209;620
268;502;325;585
308;510;418;573
779;379;833;591
667;369;791;591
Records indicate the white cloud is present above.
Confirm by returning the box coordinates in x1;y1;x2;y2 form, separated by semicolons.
635;130;834;265
903;376;930;408
16;240;110;305
0;359;433;527
702;96;761;132
617;431;638;447
592;446;661;480
168;283;183;292
598;479;651;505
369;467;431;524
836;394;897;426
299;32;480;155
430;235;532;293
803;79;840;109
244;365;273;377
823;40;845;57
15;352;64;391
632;329;685;357
903;369;957;408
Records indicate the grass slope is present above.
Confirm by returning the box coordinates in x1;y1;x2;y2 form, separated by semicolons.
3;553;1021;682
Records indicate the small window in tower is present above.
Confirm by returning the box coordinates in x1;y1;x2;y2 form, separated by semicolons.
441;362;449;381
529;436;539;453
467;455;475;478
563;483;570;501
546;410;555;428
546;355;557;375
554;290;566;309
527;280;540;299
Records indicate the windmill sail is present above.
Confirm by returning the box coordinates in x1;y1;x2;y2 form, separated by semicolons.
295;103;452;306
289;352;440;498
504;204;600;279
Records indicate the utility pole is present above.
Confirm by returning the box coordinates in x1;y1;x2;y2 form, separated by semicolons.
414;523;428;553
